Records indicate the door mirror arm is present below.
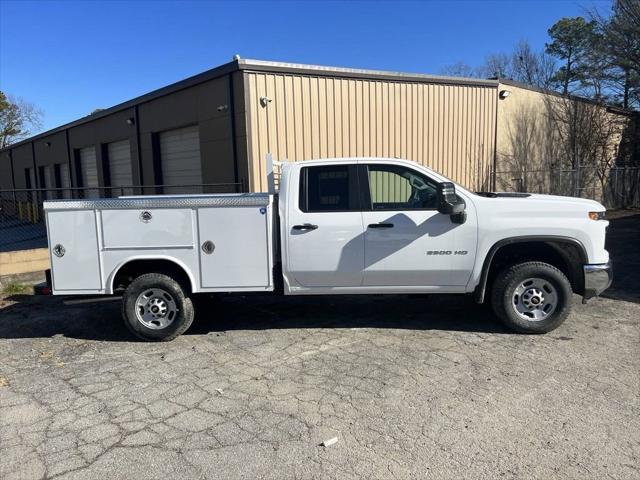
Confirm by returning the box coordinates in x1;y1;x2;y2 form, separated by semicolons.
450;211;467;224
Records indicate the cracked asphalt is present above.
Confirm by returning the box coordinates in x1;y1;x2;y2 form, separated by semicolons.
1;212;639;479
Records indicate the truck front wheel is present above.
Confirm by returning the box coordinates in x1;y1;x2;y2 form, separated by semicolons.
122;273;194;341
490;261;573;334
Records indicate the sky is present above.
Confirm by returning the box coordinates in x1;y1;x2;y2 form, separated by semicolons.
0;0;614;133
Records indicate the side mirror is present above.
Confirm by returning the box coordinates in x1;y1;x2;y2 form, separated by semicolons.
437;182;465;215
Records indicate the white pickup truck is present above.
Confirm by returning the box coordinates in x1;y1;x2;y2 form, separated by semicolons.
43;158;612;341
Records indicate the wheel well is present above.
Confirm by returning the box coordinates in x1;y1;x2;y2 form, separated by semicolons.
483;241;585;301
112;259;193;294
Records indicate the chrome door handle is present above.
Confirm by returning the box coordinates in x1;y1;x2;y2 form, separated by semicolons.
292;223;318;231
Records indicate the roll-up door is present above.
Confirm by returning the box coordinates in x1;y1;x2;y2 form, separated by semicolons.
79;146;99;198
107;140;133;196
59;163;71;198
159;125;202;194
25;167;35;189
43;165;54;199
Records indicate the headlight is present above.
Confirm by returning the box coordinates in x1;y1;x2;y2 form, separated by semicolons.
588;211;606;220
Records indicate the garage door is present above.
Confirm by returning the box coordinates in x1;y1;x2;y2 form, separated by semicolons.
42;165;54;199
79;146;99;198
25;167;35;189
59;163;71;198
159;125;202;194
107;140;133;196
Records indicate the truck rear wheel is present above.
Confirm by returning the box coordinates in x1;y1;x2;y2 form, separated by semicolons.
122;273;194;341
490;261;572;334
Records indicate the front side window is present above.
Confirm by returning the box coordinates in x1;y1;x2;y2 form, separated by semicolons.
299;165;358;212
366;164;438;210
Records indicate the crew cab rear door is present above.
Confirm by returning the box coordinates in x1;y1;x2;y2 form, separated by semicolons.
285;163;365;287
360;163;477;287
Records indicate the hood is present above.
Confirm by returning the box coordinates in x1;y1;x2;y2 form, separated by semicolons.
475;191;605;211
521;193;604;210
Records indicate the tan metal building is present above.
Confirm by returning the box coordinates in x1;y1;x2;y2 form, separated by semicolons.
243;61;499;192
1;58;632;198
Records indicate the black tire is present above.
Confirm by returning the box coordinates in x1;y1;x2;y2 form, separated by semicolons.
490;261;572;334
121;273;194;341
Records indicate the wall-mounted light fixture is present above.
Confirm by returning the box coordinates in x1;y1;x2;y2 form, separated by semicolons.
217;104;229;112
260;96;272;108
45;142;51;147
126;118;135;125
499;89;511;100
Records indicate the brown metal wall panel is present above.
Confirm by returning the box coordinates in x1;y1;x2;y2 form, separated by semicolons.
0;150;14;190
245;72;497;192
138;76;235;189
9;144;35;189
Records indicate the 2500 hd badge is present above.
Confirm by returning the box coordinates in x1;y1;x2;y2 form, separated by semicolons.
426;250;468;255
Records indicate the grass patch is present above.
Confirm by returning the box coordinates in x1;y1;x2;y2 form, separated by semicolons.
2;283;30;295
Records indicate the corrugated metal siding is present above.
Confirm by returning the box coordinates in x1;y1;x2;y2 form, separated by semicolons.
369;170;410;204
246;72;497;191
79;146;99;198
107;140;133;195
159;125;202;194
27;168;36;189
59;163;71;199
43;165;54;199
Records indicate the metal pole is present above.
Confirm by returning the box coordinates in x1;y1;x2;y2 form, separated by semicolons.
614;168;619;208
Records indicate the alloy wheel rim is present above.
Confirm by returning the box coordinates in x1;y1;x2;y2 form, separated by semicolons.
134;288;178;329
511;277;558;321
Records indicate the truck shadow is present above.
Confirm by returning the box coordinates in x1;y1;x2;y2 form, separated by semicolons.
190;294;511;335
0;293;511;342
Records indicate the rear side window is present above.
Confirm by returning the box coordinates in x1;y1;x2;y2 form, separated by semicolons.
299;165;359;212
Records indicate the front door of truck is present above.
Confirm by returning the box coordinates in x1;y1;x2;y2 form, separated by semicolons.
360;163;476;287
285;164;365;288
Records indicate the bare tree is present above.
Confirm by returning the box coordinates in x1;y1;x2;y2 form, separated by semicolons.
443;43;556;88
481;53;512;79
544;94;630;198
0;91;43;148
512;41;539;85
511;40;557;89
439;61;479;78
536;52;559;90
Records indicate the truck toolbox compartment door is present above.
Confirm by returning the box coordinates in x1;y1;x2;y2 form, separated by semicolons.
101;209;194;248
198;207;270;288
47;210;102;291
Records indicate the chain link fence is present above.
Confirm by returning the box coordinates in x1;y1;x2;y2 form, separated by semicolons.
0;183;243;254
494;166;640;209
2;167;639;255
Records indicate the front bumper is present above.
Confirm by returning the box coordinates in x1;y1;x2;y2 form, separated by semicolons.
583;261;613;302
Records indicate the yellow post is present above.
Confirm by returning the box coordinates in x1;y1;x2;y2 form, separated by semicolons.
18;202;23;221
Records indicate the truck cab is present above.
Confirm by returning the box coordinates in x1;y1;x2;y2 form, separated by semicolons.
280;158;477;294
43;157;612;341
